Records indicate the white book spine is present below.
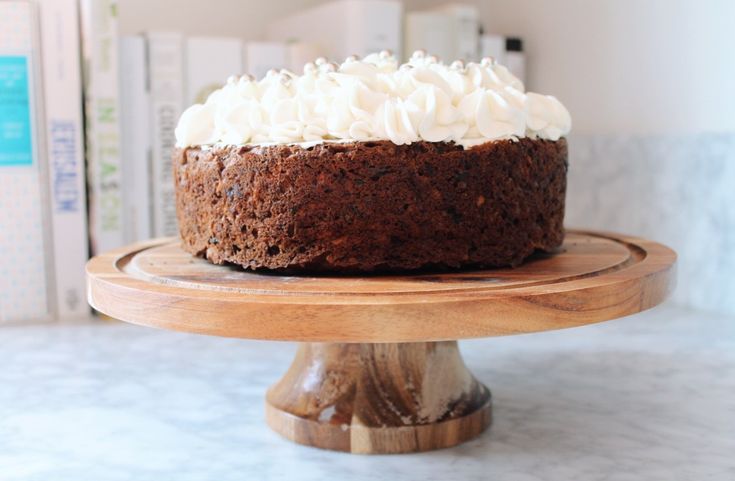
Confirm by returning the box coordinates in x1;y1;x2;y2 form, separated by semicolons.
120;35;151;243
0;1;53;323
147;32;183;237
79;0;124;254
38;0;89;319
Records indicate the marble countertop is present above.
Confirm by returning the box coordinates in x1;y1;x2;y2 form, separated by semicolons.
1;303;733;480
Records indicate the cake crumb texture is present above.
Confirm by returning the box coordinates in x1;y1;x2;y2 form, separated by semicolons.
174;138;568;272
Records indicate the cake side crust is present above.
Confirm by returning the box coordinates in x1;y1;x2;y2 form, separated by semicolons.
173;139;568;272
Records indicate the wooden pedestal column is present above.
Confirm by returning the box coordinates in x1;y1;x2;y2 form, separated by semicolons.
265;341;491;454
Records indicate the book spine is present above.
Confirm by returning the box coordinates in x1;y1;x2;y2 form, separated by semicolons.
147;32;183;237
0;1;53;323
38;0;89;319
79;0;124;254
120;35;151;243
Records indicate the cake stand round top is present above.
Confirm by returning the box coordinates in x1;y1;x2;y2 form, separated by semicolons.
86;230;676;343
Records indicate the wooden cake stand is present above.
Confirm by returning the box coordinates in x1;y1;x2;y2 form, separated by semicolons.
86;230;675;454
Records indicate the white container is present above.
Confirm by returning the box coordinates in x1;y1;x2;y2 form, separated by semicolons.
266;0;402;62
504;37;526;86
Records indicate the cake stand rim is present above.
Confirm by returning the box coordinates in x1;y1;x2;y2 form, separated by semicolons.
85;229;677;342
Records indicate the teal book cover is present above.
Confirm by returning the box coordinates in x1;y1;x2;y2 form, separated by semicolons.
0;55;33;166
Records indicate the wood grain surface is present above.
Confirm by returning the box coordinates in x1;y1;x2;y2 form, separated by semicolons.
86;230;675;453
265;341;491;454
86;230;676;342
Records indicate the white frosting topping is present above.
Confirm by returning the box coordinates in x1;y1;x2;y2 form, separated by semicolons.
175;51;571;149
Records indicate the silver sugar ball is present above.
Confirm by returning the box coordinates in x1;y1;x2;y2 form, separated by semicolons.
450;60;465;70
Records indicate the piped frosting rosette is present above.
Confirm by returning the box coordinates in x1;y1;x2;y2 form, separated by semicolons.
175;50;571;149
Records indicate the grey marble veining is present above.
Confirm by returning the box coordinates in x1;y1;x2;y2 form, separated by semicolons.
1;304;734;480
566;132;735;315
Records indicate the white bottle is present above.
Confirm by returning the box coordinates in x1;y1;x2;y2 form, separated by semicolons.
504;37;526;86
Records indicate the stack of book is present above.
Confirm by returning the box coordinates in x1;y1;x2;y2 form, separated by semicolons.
0;0;250;324
0;0;524;324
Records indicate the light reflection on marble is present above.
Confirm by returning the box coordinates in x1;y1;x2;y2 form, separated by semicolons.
566;132;735;315
0;304;734;480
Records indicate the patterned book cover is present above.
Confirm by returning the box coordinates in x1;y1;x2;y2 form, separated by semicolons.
0;1;53;323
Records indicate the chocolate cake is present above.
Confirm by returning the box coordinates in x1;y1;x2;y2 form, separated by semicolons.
172;50;572;273
174;138;567;272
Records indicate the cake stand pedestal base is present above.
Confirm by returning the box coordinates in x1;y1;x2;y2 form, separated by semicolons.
87;231;676;455
265;341;492;454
